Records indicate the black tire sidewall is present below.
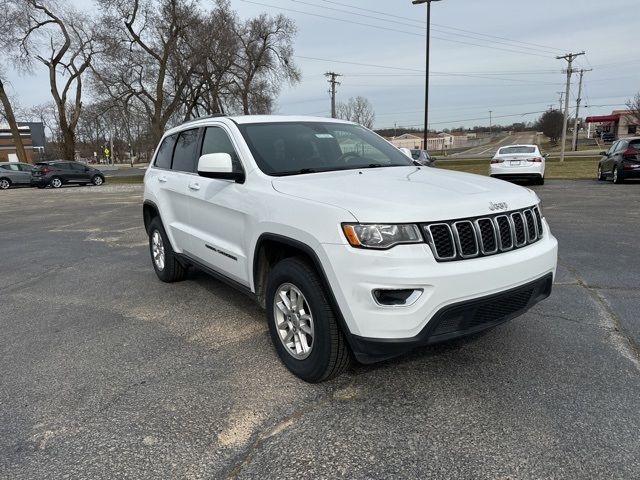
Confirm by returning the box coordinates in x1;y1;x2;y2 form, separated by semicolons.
266;259;338;382
148;218;183;282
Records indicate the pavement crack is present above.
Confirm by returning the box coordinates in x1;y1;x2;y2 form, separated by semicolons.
226;381;357;479
559;259;640;370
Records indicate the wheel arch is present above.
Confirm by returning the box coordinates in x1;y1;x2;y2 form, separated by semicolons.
143;200;160;235
252;233;354;341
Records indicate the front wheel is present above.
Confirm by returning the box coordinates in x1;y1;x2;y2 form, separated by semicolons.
0;178;10;190
597;165;605;181
266;257;351;383
91;175;104;186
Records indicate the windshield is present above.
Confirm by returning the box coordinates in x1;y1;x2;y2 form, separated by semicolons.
238;122;414;176
499;146;536;154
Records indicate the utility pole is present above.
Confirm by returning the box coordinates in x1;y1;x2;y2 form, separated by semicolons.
556;91;565;112
325;72;341;118
572;68;591;151
412;0;442;152
489;110;492;134
556;51;585;162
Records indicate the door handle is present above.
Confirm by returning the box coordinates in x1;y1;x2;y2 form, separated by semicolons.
158;176;168;183
188;182;200;191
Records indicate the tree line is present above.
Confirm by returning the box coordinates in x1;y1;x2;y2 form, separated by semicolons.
0;0;300;162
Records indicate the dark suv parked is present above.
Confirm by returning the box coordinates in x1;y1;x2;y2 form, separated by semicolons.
597;137;640;184
31;161;105;188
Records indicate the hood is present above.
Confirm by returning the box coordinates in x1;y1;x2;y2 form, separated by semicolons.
272;166;539;223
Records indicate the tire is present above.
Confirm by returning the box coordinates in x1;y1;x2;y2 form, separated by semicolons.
0;178;10;190
266;257;351;383
612;166;623;184
536;176;545;185
148;217;186;283
50;177;63;188
91;175;104;186
597;165;606;181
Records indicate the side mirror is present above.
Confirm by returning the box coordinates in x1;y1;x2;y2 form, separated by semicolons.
399;147;413;158
430;156;437;162
197;153;244;182
599;151;607;156
543;153;549;158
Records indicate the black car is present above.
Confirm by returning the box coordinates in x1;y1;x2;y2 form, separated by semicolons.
597;137;640;184
601;132;615;143
31;160;105;189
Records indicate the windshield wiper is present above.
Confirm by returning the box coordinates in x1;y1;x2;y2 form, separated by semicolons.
274;168;318;176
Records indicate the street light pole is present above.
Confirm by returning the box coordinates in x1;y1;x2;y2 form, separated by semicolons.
413;0;441;152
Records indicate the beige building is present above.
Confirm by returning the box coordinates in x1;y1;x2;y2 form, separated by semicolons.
585;110;639;140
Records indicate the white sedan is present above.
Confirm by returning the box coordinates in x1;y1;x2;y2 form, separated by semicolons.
489;144;546;185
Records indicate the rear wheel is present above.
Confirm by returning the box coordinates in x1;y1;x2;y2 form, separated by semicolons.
613;166;623;184
0;178;10;190
148;217;186;282
266;257;351;383
536;176;545;185
50;177;63;188
597;165;606;181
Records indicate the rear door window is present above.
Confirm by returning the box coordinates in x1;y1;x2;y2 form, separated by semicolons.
171;129;200;173
154;134;177;169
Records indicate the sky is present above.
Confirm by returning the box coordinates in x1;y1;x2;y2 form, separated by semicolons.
4;0;640;130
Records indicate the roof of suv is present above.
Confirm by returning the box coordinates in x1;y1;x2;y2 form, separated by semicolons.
177;114;353;130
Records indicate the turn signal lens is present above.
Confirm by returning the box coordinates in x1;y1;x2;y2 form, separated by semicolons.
342;223;422;249
530;157;543;163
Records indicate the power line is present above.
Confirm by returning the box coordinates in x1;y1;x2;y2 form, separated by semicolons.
318;0;568;53
292;0;560;56
241;0;554;58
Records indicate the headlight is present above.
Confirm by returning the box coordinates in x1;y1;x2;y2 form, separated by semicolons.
342;223;422;249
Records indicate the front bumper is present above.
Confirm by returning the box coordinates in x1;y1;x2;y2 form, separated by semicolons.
350;273;552;362
319;222;558;359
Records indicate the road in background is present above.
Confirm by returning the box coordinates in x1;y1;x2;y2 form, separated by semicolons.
1;183;639;479
450;132;536;158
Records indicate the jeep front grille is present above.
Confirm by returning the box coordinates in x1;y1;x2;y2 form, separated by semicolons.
421;206;544;262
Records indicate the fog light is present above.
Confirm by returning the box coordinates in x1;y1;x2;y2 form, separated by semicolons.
373;289;423;306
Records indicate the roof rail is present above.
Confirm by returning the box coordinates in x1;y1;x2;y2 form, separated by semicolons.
181;113;226;126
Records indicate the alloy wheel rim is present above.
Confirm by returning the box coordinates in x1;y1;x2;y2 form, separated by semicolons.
613;169;618;182
151;230;165;271
0;179;9;189
52;178;62;188
273;283;314;360
94;176;103;185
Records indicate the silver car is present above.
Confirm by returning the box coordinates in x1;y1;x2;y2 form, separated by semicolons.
0;162;34;190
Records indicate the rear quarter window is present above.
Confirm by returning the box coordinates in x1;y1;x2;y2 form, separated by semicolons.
154;134;177;169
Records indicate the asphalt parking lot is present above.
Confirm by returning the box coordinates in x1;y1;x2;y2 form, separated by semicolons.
1;180;639;479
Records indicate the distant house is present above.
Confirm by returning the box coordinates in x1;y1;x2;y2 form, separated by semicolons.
388;132;470;151
585;110;639;140
0;122;46;162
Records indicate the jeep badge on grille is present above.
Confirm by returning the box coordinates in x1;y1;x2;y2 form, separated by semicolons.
489;202;508;211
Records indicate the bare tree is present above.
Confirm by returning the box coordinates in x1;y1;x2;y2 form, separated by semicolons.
626;92;640;126
231;13;300;115
1;0;97;160
337;96;376;129
93;0;202;146
0;71;28;162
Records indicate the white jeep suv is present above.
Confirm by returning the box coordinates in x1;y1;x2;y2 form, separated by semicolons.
143;115;558;382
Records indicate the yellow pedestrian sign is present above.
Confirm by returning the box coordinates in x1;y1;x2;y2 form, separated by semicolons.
103;147;110;158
